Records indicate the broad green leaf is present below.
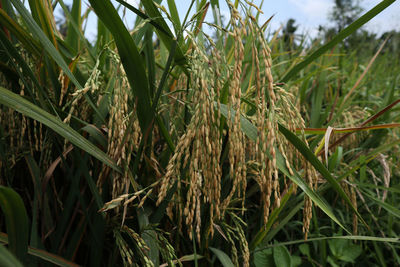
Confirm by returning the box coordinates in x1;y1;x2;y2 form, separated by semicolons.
273;246;292;267
0;87;120;172
292;256;302;267
280;0;396;82
0;186;29;262
137;208;159;266
328;239;362;263
254;247;274;267
209;247;235;267
299;244;311;257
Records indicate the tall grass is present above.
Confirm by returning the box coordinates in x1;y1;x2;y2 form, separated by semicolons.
0;0;399;266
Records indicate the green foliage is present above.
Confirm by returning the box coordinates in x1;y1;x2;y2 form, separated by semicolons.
0;244;24;267
0;186;28;263
327;239;362;264
0;0;399;266
254;245;301;267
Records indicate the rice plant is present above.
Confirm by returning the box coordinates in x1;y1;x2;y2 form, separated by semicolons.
0;0;399;266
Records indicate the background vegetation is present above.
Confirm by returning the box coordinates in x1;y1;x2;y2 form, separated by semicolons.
0;0;400;266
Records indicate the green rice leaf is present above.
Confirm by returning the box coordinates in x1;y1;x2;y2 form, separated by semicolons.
253;235;400;253
0;87;120;172
0;187;29;263
0;245;23;267
89;0;153;133
9;0;81;89
140;0;187;67
278;123;368;228
0;233;80;267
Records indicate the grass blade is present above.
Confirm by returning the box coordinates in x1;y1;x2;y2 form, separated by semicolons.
0;245;23;267
0;86;120;172
253;235;400;254
140;0;187;66
209;247;235;267
0;8;40;55
0;233;80;267
9;0;81;89
0;186;29;263
278;123;368;228
88;0;152;132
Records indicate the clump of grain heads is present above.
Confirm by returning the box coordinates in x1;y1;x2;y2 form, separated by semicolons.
115;227;154;267
156;0;310;246
157;45;223;242
96;49;141;205
221;2;247;217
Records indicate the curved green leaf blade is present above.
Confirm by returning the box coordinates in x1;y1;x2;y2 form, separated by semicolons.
0;87;120;172
250;186;295;250
28;247;80;267
88;0;152;133
254;235;400;251
363;190;400;219
0;233;80;267
274;149;349;234
278;123;368;228
209;247;235;267
0;186;28;262
0;245;24;267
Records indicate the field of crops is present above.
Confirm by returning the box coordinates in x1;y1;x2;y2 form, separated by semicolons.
0;0;400;266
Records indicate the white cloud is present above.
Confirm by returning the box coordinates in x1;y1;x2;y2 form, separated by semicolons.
126;0;139;7
288;0;333;20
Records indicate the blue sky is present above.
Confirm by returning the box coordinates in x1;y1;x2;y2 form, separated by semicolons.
58;0;400;41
